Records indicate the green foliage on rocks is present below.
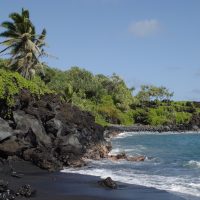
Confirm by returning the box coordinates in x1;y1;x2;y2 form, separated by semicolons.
39;65;198;127
145;105;192;126
0;68;52;106
45;67;134;125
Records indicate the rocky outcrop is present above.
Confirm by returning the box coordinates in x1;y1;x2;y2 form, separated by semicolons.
13;110;52;146
108;152;145;162
0;91;111;171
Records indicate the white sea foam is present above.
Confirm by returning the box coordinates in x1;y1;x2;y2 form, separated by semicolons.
113;132;136;139
185;160;200;169
113;131;160;139
114;131;200;139
109;145;146;156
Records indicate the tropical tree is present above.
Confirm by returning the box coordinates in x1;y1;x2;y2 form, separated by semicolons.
0;8;47;79
98;73;134;111
136;85;173;102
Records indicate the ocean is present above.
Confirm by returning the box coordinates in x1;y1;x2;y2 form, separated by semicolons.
63;132;200;200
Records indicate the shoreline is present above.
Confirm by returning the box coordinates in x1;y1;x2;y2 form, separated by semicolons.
104;124;200;138
0;160;187;200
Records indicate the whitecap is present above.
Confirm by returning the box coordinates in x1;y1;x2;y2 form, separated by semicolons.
184;160;200;169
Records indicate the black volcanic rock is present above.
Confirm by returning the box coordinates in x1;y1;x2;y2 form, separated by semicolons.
0;118;13;142
13;110;52;146
98;177;118;189
0;92;110;171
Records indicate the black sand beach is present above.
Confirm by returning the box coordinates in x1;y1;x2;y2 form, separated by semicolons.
0;160;186;200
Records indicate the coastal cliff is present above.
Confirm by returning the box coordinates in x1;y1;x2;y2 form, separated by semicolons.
0;91;111;171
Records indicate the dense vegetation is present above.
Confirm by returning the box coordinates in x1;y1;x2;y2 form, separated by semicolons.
43;65;200;126
0;58;200;126
0;67;52;106
0;9;199;127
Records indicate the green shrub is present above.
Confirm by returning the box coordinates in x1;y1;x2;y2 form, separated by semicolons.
147;106;192;125
132;108;149;124
148;114;170;126
175;112;192;124
95;114;108;126
118;111;134;125
147;107;173;125
0;69;52;106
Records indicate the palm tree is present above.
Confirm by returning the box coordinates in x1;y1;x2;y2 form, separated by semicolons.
0;8;46;79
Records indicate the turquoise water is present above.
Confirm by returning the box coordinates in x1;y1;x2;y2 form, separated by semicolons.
64;132;200;200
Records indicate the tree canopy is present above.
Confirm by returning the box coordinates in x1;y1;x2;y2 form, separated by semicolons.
136;85;174;102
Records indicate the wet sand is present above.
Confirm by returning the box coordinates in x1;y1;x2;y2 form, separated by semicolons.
0;160;186;200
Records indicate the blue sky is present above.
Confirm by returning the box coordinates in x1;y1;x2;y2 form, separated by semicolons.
0;0;200;100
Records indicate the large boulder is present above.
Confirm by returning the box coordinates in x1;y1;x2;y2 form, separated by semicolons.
0;118;13;142
55;134;84;163
98;177;118;189
13;111;51;146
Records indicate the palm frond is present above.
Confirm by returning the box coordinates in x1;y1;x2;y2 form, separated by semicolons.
0;45;14;54
0;38;21;47
9;12;23;24
0;30;19;38
22;8;29;19
1;21;16;32
35;29;46;47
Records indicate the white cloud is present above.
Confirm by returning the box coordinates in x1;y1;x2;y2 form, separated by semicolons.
129;19;160;37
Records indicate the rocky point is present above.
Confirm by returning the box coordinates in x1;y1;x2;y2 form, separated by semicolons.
0;90;111;171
